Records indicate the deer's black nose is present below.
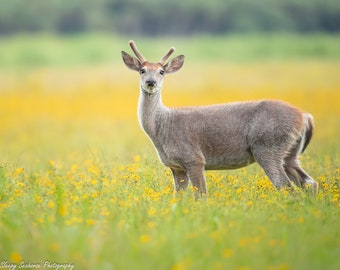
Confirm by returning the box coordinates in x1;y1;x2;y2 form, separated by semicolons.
146;80;156;87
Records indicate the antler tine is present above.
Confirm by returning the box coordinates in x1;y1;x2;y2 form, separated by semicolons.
160;47;175;65
129;40;147;63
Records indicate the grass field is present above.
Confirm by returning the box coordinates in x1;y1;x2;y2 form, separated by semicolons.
0;35;339;270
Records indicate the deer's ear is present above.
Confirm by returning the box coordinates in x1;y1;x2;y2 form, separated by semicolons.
164;55;185;74
122;51;142;72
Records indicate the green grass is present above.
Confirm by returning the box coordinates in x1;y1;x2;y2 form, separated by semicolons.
0;155;339;270
0;33;339;68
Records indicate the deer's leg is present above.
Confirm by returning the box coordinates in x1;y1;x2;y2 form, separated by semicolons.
185;165;207;199
259;162;292;190
253;151;292;190
284;140;318;193
296;167;318;193
284;156;313;188
284;165;302;187
171;168;189;192
284;164;319;193
284;164;318;193
282;137;305;187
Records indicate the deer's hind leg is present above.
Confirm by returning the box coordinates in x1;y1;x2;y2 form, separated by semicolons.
252;147;293;190
284;139;318;193
283;138;305;188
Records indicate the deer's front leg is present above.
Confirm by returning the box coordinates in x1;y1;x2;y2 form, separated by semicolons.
186;165;207;199
171;168;189;192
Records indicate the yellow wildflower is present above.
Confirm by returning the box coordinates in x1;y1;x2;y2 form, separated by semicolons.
223;248;234;258
140;234;151;243
10;252;22;263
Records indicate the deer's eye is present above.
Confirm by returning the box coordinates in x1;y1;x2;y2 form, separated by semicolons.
159;70;165;75
140;69;146;74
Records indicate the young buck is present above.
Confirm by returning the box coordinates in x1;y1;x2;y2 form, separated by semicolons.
121;40;318;198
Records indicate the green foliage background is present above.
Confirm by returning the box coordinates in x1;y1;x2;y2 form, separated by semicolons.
0;34;339;68
0;0;339;36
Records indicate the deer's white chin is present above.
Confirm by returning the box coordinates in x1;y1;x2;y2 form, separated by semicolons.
141;86;161;94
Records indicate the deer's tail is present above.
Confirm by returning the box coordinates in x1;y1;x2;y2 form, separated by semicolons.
301;113;314;154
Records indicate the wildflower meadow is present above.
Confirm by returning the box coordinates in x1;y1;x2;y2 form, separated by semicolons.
0;35;339;270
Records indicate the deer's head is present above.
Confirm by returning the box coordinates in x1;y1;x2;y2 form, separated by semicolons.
122;40;185;94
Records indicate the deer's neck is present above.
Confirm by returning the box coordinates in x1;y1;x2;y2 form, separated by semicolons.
138;89;168;136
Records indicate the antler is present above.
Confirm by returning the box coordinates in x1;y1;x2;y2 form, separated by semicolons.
129;40;147;63
160;47;175;65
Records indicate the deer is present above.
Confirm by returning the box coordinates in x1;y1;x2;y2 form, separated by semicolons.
121;40;318;198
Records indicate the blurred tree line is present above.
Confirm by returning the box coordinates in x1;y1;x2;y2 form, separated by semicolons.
0;0;339;36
